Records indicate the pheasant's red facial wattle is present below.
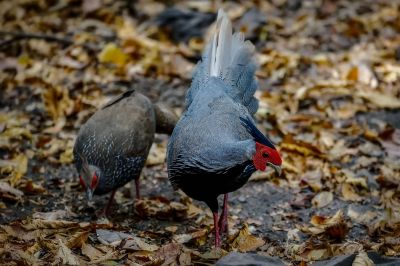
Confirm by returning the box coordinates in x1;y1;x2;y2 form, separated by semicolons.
252;142;282;171
90;174;99;189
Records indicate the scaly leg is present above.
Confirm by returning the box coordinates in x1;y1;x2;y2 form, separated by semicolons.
135;178;140;200
213;212;221;247
218;194;229;235
98;189;116;217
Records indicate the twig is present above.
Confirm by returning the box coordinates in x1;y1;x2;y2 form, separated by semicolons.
0;31;97;52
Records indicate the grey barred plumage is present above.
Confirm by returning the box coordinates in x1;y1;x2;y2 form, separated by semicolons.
73;89;178;215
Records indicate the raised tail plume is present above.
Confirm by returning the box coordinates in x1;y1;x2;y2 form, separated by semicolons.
186;9;259;115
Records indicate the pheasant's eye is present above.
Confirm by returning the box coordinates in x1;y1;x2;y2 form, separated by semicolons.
262;152;269;158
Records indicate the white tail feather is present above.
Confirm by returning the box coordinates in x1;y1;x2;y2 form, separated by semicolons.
209;9;254;78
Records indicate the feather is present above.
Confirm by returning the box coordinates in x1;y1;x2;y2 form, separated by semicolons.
239;117;276;149
185;8;258;116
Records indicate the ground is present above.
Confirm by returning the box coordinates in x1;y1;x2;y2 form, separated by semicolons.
0;0;400;265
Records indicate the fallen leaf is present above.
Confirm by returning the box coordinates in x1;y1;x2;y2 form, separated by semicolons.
302;248;331;261
96;229;158;251
0;154;28;186
357;91;400;109
312;191;333;208
32;210;74;221
352;251;374;266
230;224;265;252
82;0;101;13
134;198;188;219
146;143;166;166
42;86;74;122
342;183;363;202
98;43;128;67
347;206;378;224
199;247;228;260
281;135;325;158
179;252;192;266
54;239;81;266
81;243;106;261
66;230;89;249
153;243;182;265
123;237;159;252
0;181;24;200
306;210;348;240
19;179;46;194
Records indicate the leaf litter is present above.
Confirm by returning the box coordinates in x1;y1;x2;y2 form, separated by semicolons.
0;0;400;264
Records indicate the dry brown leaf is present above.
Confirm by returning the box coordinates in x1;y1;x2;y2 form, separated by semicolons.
42;86;74;122
66;230;89;249
96;229;158;252
123;237;159;252
0;181;23;200
302;248;331;261
19;179;46;194
179;252;192;266
352;251;374;266
54;239;81;266
357;91;400;109
312;191;334;208
173;228;208;244
347;206;378;225
81;243;105;261
153;242;182;265
199;247;228;260
134;198;188;219
306;210;349;240
230;224;265;252
1;224;38;241
342;183;363;202
281;135;325;158
32;210;74;221
82;0;101;13
23;219;81;230
0;154;28;186
146;143;166;166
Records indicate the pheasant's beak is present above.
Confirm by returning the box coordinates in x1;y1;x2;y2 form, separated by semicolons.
267;162;282;177
86;188;94;201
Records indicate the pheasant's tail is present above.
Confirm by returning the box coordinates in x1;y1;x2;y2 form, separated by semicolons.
186;9;259;115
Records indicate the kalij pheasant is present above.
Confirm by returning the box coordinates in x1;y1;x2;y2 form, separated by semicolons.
74;89;177;216
167;9;282;247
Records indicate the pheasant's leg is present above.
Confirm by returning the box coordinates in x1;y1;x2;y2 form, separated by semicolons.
218;194;229;235
135;178;140;200
213;212;221;247
98;189;116;217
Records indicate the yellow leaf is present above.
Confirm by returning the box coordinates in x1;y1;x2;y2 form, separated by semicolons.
59;146;73;164
42;86;74;122
347;66;358;81
0;154;28;186
98;43;128;67
17;54;32;66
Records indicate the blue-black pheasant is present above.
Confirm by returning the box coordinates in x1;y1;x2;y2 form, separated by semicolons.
167;9;282;247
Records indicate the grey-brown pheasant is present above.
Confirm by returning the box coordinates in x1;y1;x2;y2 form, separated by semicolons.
73;89;177;216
